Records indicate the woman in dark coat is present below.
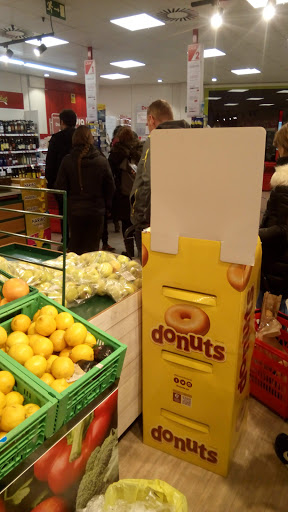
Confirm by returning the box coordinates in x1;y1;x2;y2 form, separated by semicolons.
56;125;115;255
108;127;142;257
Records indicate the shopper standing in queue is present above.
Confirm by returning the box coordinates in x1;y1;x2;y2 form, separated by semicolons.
45;109;77;243
56;125;115;255
109;126;143;258
130;99;190;259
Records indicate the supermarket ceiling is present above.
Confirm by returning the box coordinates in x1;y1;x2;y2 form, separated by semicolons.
1;0;288;85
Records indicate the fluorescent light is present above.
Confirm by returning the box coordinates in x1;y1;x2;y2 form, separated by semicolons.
158;79;163;82
228;89;249;92
0;56;24;65
24;62;77;75
212;77;218;82
211;11;223;29
225;103;239;106
259;103;274;106
263;2;276;20
204;48;226;58
100;73;130;80
246;0;268;7
277;90;288;93
110;60;145;68
231;68;261;75
110;13;164;31
208;97;221;100
25;36;69;47
247;97;264;100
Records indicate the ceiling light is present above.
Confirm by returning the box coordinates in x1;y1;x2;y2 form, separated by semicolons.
34;44;47;57
100;73;130;80
208;97;221;100
158;79;163;82
110;13;164;31
263;1;276;20
25;36;69;47
24;62;77;75
110;60;145;68
0;56;24;65
204;48;226;58
212;77;218;82
233;117;238;119
247;97;264;100
231;68;261;75
228;89;249;92
6;48;13;59
44;73;50;77
259;103;274;106
246;0;268;7
277;90;288;93
211;8;223;29
225;103;239;106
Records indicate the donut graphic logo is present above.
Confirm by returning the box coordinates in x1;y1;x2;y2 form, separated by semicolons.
227;264;252;292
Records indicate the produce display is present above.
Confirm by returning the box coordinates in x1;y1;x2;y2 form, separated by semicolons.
0;306;114;393
0;277;29;307
0;369;40;438
0;251;142;306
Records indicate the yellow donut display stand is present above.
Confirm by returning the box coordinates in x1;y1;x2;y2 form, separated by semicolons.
142;127;266;477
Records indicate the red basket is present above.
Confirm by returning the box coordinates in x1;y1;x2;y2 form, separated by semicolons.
250;312;288;419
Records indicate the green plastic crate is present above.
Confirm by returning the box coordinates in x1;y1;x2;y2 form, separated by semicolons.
0;356;57;480
0;267;38;318
0;293;127;433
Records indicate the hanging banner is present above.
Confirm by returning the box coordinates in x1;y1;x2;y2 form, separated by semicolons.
187;43;204;117
85;59;97;122
0;91;24;110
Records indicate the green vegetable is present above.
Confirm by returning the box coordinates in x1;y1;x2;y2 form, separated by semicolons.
76;428;118;509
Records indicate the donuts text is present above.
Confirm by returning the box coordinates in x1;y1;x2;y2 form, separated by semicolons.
151;325;226;362
238;285;254;393
151;425;218;464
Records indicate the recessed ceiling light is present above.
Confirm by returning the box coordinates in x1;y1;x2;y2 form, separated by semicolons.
204;48;226;58
277;90;288;93
158;79;163;82
231;68;261;75
228;89;249;92
208;97;221;100
100;73;130;80
263;2;276;21
44;73;50;77
110;60;145;68
259;103;274;106
24;62;77;75
110;13;164;31
246;97;264;100
212;77;218;82
25;36;69;47
233;116;238;119
225;103;239;106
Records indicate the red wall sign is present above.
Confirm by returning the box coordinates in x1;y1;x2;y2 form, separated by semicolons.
0;91;24;109
44;78;87;134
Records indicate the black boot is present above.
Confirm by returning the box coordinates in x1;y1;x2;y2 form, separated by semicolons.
275;433;288;466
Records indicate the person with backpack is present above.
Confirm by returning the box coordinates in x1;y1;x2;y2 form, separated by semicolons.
108;127;143;258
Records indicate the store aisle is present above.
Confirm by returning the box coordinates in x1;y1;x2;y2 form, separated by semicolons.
119;399;288;511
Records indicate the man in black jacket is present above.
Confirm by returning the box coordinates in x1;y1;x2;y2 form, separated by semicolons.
45;109;77;242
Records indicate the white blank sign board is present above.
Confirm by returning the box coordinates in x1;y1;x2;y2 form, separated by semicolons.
150;127;266;265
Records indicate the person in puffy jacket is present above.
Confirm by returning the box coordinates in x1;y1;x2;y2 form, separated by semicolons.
56;125;115;255
259;123;288;308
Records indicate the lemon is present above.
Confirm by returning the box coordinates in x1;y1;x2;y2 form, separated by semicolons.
24;403;40;417
84;332;96;347
28;322;36;335
0;391;6;410
11;314;31;333
8;344;34;365
59;348;71;358
1;404;25;431
6;331;29;349
40;305;58;319
0;432;7;439
35;315;57;337
33;338;53;358
33;310;41;322
65;323;87;347
51;357;74;379
29;334;48;350
6;391;24;406
51;378;70;393
40;373;55;386
0;371;15;394
56;312;74;330
0;327;7;347
49;330;66;352
24;356;47;378
71;344;94;363
46;355;58;373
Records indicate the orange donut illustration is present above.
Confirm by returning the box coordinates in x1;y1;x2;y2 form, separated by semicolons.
165;304;210;336
227;264;252;292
